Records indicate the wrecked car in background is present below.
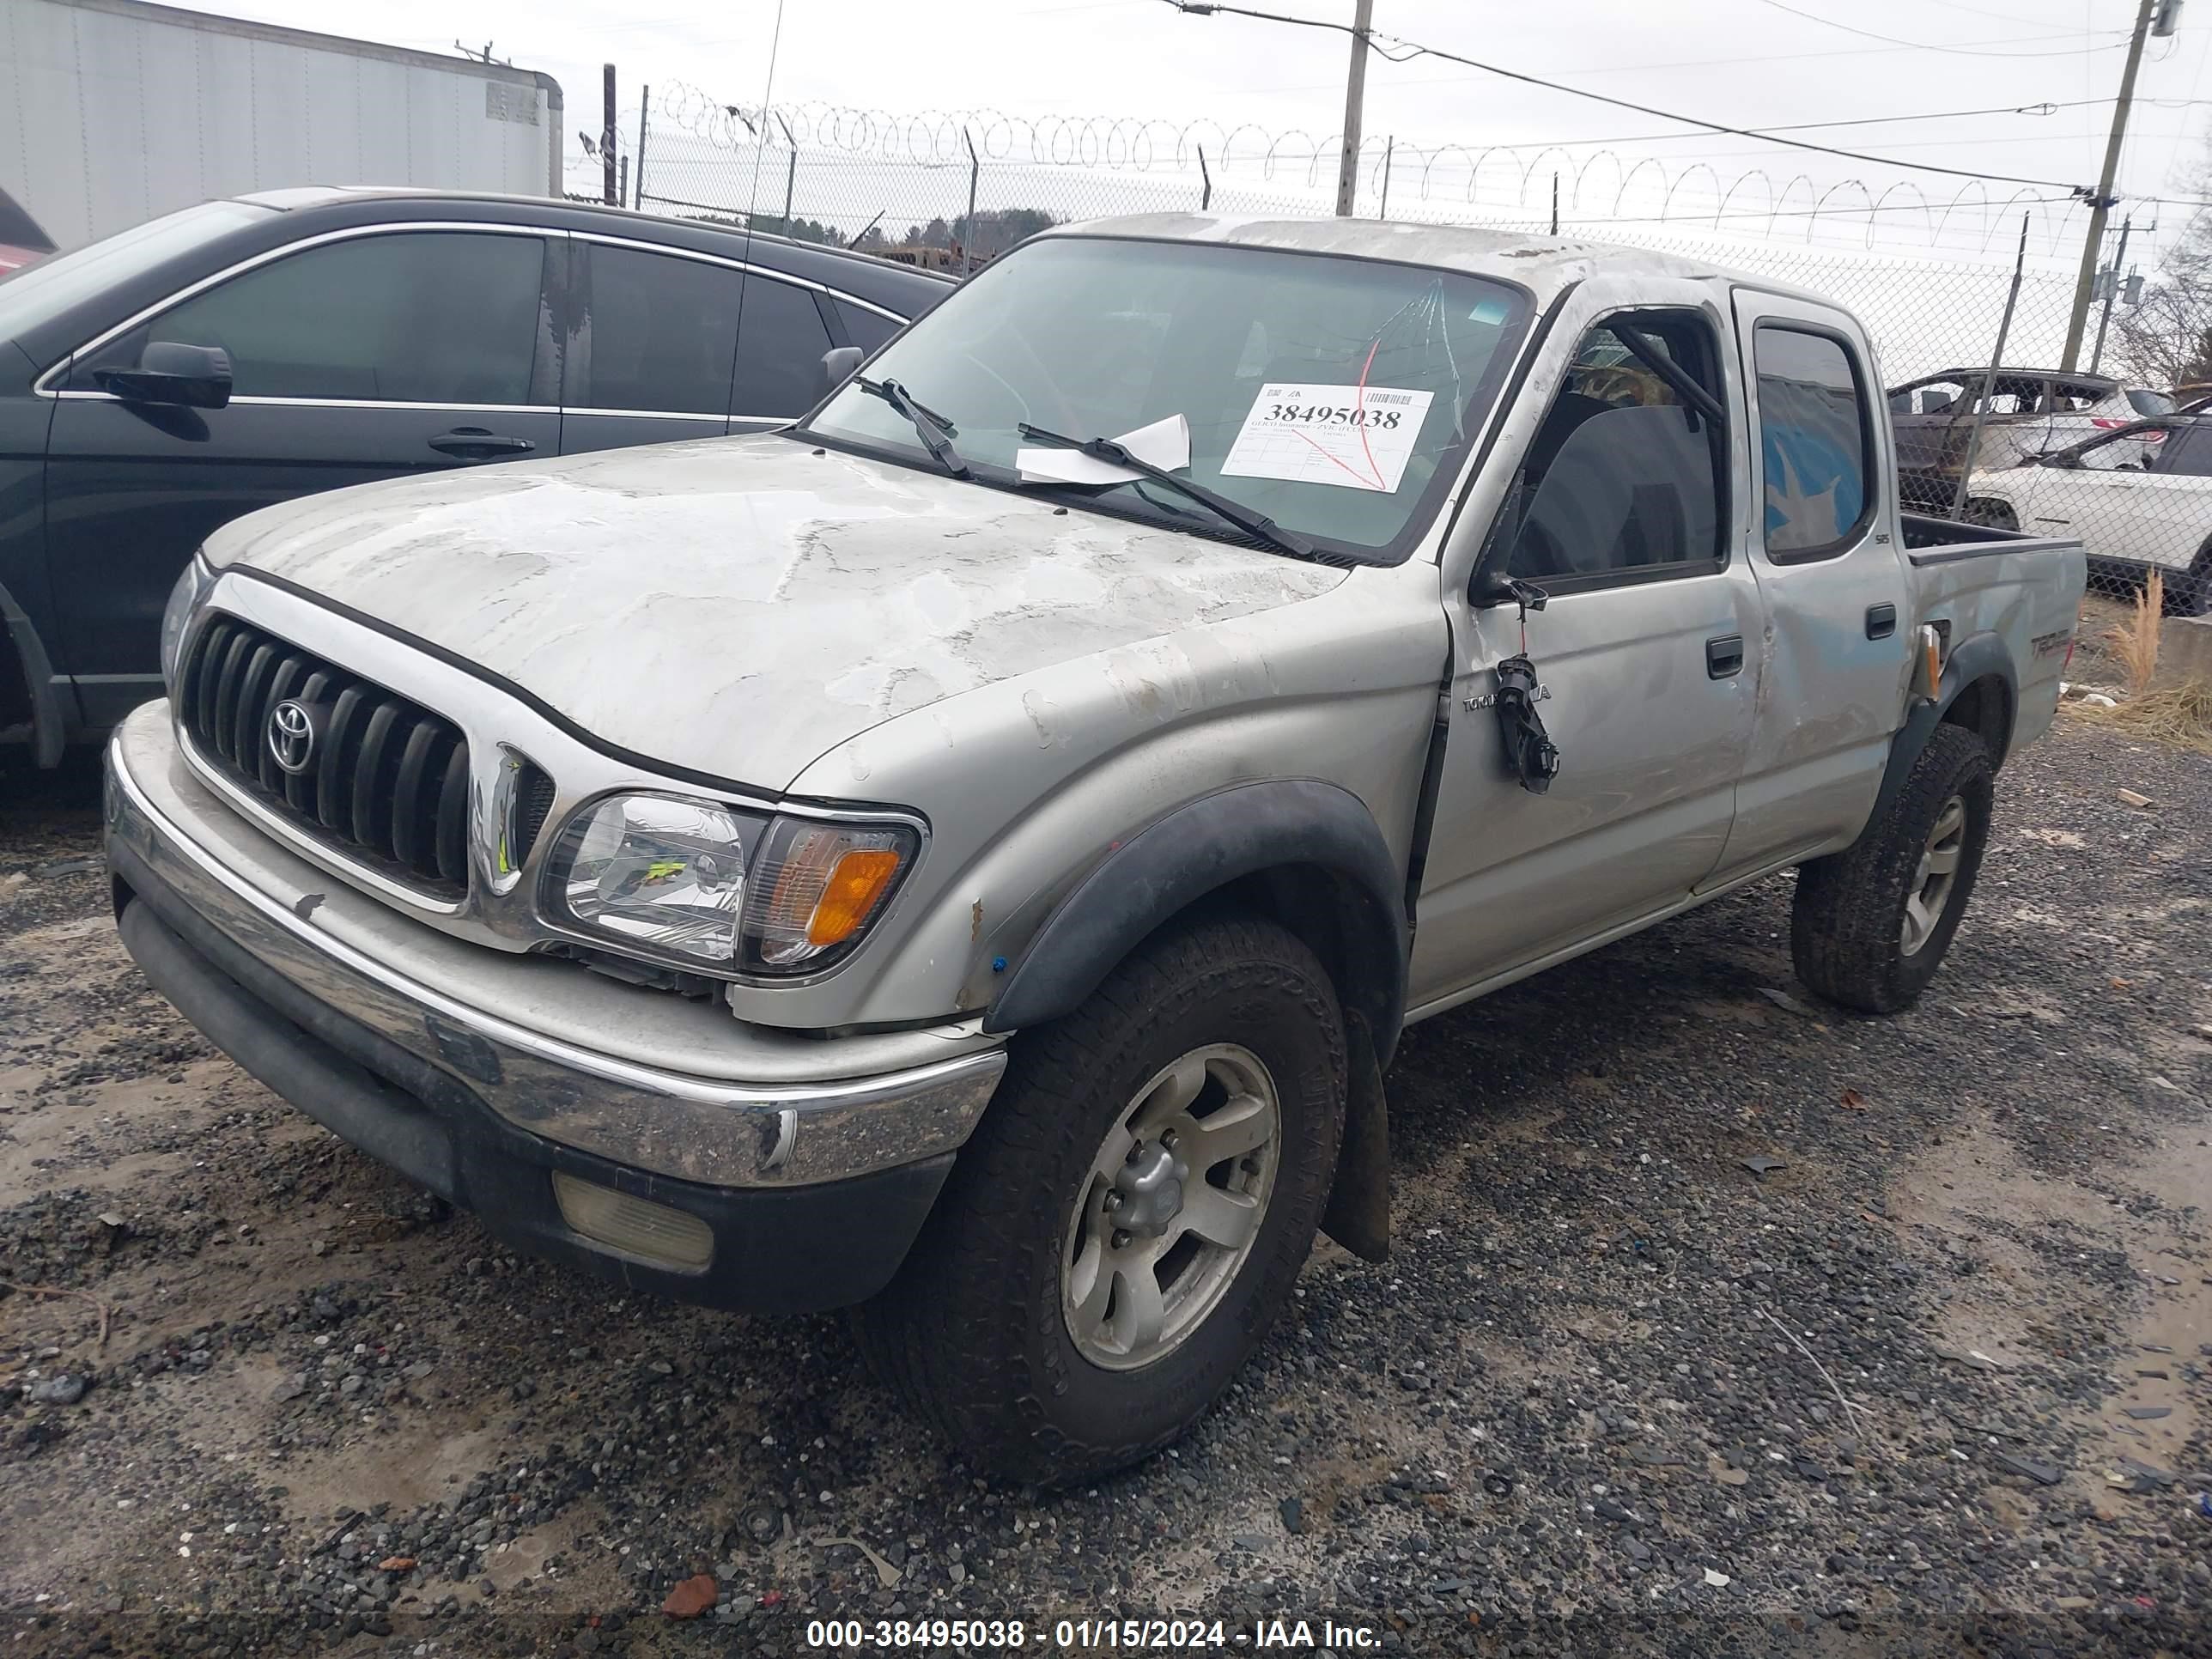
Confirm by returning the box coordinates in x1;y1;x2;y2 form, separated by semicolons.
106;216;2084;1484
1887;365;2174;511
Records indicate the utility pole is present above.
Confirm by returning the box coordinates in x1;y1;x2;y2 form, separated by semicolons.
1334;0;1375;217
601;64;618;206
634;87;649;209
2089;216;2136;374
2061;0;2158;371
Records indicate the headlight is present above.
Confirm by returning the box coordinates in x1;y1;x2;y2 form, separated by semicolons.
543;793;918;975
159;555;216;691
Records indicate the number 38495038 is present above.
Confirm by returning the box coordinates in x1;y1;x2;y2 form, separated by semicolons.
1266;403;1404;428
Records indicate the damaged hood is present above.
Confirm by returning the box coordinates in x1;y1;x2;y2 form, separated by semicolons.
203;434;1346;789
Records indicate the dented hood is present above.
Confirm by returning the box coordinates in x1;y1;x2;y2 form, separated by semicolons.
202;434;1346;790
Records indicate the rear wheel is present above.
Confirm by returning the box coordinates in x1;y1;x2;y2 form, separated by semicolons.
852;915;1346;1485
1791;724;1995;1013
2162;542;2212;617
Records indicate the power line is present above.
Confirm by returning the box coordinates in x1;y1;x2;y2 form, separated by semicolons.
1452;99;2112;154
1753;0;2129;58
1161;2;2099;192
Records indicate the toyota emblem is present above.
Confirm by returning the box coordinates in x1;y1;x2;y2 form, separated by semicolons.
267;700;320;775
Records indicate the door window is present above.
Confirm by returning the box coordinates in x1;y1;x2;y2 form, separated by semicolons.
733;276;835;417
1503;313;1727;584
1889;379;1968;416
833;298;902;356
1754;326;1873;559
571;244;743;416
78;231;548;404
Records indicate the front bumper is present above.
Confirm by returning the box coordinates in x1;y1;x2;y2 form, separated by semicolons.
103;705;1007;1313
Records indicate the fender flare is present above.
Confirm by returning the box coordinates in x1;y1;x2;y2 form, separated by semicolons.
982;778;1411;1064
0;576;64;769
1869;629;2017;825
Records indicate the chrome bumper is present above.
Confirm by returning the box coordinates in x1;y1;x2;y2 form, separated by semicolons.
104;704;1006;1188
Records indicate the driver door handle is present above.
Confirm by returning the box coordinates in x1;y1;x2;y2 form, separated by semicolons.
1706;635;1745;678
428;427;535;460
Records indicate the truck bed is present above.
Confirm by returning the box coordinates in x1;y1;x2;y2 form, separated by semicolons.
1899;512;2087;758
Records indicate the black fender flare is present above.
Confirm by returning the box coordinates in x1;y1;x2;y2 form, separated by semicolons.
0;575;64;769
1869;629;2017;825
982;778;1411;1065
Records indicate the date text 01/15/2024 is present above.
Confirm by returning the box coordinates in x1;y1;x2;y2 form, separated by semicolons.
800;1616;1381;1650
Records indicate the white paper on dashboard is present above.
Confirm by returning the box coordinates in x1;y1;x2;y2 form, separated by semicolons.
1015;413;1190;486
1220;382;1435;493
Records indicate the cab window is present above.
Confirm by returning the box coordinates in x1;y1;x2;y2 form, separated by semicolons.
1504;311;1728;584
1754;326;1873;559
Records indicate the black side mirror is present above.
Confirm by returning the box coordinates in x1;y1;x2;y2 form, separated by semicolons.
820;345;864;395
1472;574;1551;611
94;341;233;410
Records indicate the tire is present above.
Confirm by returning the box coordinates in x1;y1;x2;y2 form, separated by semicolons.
1963;498;2018;532
2161;544;2212;617
852;915;1346;1486
1791;723;1995;1015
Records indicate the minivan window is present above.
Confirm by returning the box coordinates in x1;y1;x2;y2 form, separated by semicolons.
803;236;1530;562
76;230;546;404
834;298;902;356
1755;327;1872;557
0;200;270;343
734;276;833;416
572;244;742;415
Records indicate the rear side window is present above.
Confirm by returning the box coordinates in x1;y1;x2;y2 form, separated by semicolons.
834;299;902;356
571;245;742;416
1504;311;1727;584
81;231;548;404
2129;387;2176;416
734;277;833;417
1755;327;1873;558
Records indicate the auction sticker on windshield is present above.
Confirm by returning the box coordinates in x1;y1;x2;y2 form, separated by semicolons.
1222;382;1434;493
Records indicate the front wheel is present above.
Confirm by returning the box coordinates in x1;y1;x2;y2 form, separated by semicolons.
852;915;1346;1486
1962;498;2018;532
1791;723;1995;1013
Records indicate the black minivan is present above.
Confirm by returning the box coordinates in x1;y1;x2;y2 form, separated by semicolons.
0;188;951;767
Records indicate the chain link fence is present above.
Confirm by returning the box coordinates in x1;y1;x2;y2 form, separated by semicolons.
586;102;2212;671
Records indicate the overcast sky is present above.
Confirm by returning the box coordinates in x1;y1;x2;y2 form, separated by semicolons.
161;0;2212;264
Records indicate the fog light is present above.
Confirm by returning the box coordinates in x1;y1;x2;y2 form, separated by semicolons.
552;1172;714;1271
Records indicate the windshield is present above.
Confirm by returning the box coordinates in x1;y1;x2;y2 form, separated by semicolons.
803;235;1531;563
0;200;270;341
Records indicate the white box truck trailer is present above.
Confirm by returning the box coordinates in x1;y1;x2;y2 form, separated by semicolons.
0;0;563;254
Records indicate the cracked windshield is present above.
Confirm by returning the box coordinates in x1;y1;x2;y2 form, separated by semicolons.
805;235;1528;561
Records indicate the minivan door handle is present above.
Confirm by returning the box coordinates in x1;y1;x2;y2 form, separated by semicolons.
1705;634;1745;678
428;428;535;460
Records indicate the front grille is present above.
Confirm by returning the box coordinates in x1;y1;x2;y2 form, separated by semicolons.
179;615;471;898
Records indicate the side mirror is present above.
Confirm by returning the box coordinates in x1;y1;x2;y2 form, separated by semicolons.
94;341;233;410
1472;573;1551;611
820;345;864;395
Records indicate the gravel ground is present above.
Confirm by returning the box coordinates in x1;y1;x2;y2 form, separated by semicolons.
2;719;2208;1659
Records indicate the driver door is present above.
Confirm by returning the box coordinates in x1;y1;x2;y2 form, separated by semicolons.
1410;286;1764;1008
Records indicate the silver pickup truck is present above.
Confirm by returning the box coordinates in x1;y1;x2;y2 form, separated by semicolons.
104;216;2085;1484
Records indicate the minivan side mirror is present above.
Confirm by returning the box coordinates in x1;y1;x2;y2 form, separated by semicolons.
93;341;234;410
820;345;864;395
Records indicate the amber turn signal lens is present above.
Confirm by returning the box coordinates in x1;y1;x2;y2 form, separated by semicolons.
808;848;902;945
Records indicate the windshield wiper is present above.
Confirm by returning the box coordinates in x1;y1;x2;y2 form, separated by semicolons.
858;376;968;478
1015;422;1314;560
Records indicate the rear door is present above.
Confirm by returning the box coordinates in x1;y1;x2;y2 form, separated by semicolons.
557;238;744;455
729;271;838;432
1711;291;1912;878
44;225;559;723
